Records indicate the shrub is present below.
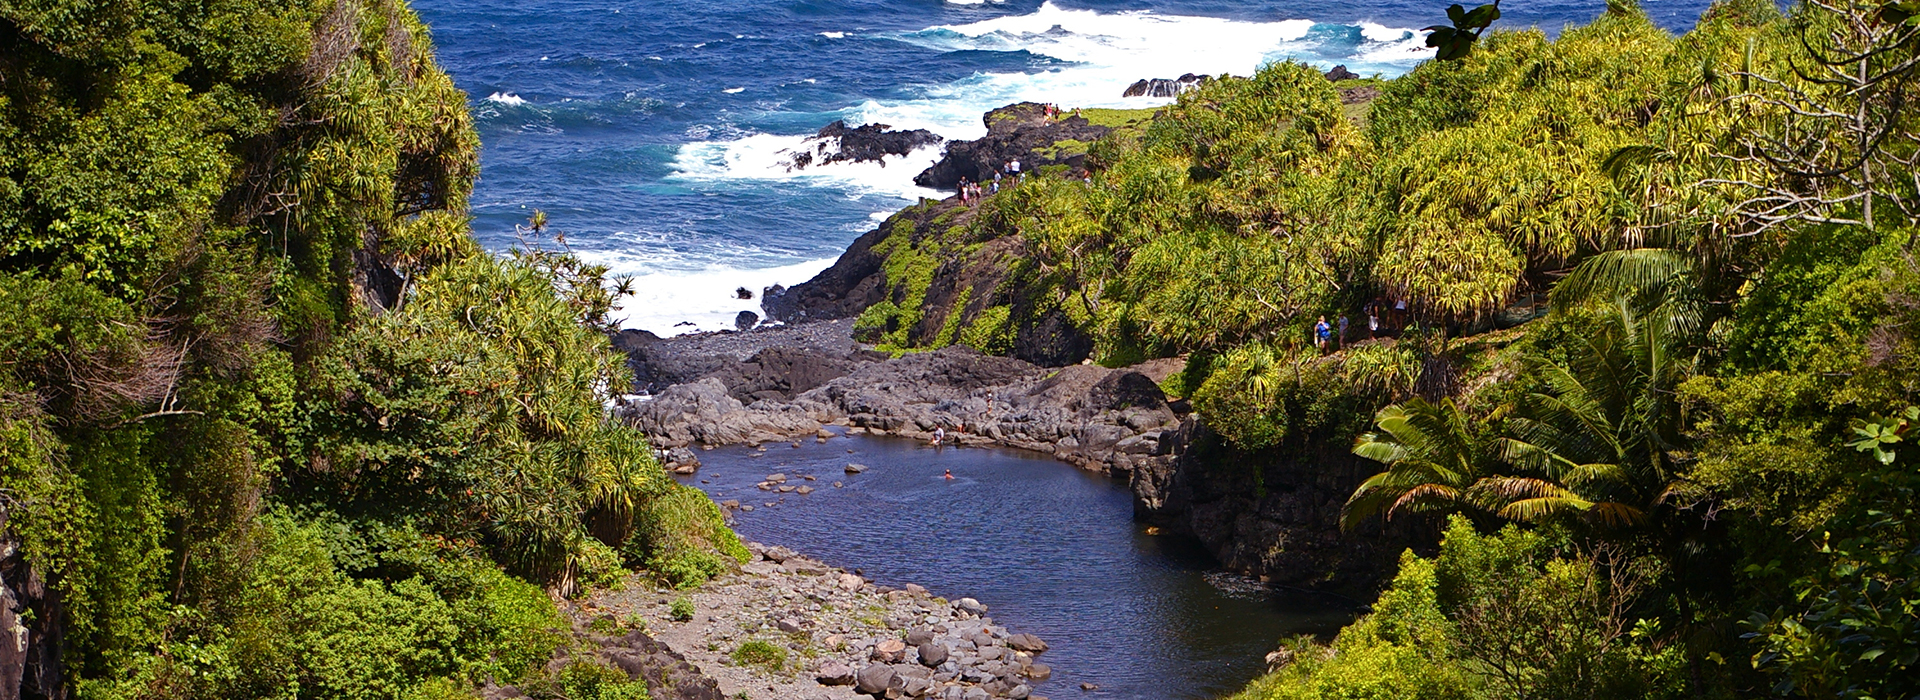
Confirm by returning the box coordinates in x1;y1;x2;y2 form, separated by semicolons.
624;484;750;589
669;597;695;622
730;640;788;672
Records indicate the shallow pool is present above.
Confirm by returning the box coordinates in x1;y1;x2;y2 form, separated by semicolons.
677;433;1356;699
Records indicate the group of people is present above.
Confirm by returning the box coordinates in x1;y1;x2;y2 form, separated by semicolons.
955;159;1024;204
1312;298;1411;353
956;177;996;203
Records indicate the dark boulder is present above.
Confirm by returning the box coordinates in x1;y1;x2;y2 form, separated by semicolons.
734;310;759;331
855;663;898;695
781;120;942;171
917;642;949;667
1121;73;1209;98
1324;64;1361;81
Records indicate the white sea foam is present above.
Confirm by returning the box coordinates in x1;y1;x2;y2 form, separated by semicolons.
723;87;746;94
598;257;839;336
485;91;528;106
639;2;1432;332
819;31;847;38
668;133;948;203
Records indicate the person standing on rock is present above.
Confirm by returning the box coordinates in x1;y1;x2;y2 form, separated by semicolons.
1314;316;1332;352
1337;314;1349;348
932;426;945;446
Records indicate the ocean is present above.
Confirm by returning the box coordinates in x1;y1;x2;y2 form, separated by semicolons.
410;0;1719;335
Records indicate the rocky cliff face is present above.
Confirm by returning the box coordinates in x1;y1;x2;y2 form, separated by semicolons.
911;102;1114;190
1129;424;1419;591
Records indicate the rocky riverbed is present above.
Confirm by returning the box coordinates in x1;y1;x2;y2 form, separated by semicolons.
614;316;1401;591
582;542;1056;700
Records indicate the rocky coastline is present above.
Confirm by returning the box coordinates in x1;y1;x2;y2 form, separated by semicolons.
619;67;1404;593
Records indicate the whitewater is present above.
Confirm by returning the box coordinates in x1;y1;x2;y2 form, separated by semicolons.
415;0;1717;336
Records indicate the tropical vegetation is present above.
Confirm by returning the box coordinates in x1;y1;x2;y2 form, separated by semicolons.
0;0;739;698
846;0;1920;696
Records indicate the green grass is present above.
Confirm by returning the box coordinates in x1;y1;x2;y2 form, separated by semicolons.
669;597;695;622
731;639;789;672
1074;106;1162;131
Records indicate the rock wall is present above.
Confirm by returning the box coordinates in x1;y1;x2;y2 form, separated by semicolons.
1131;421;1420;592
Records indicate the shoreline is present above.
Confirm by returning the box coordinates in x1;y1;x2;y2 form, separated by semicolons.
575;541;1056;700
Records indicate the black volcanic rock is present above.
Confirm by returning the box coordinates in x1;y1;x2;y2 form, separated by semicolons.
1324;64;1361;82
911;102;1115;191
781;120;941;170
1121;73;1208;98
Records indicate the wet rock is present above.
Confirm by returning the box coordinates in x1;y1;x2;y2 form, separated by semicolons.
1024;664;1051;681
953;598;987;617
1122;73;1207;97
845;463;869;474
782;120;942;171
735;310;759;331
1006;633;1048;653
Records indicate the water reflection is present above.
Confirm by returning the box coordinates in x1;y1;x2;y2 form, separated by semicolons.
678;432;1356;699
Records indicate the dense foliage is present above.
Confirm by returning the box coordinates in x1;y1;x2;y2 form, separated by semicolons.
850;0;1920;696
0;1;738;698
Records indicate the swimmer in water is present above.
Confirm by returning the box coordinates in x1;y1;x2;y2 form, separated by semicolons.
944;469;954;480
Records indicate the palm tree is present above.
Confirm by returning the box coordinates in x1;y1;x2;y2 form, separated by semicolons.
1343;397;1496;530
1492;299;1687;528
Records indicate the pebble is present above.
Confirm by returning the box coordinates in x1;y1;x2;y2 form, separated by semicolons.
596;539;1049;700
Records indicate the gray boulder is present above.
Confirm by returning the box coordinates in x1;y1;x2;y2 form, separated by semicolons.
917;642;948;667
1006;633;1049;653
817;661;856;686
855;663;898;695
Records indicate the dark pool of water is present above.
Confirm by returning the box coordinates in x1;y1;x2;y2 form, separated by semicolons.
676;433;1357;699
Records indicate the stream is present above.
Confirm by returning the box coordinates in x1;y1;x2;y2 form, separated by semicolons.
676;432;1357;699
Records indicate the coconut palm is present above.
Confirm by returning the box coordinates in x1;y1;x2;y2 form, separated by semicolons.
1492;298;1687;528
1343;397;1497;530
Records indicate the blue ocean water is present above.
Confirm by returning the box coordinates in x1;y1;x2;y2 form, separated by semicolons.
411;0;1718;334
